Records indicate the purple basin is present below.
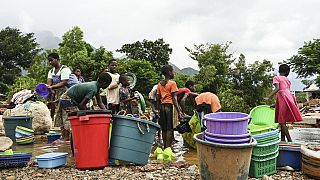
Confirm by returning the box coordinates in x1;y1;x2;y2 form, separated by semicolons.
205;130;250;140
35;83;49;98
203;134;251;144
204;112;250;135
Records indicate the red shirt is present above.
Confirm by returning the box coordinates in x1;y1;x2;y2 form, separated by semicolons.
176;88;191;102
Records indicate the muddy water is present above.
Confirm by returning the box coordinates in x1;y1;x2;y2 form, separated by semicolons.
11;138;74;166
10;132;198;167
10;128;320;168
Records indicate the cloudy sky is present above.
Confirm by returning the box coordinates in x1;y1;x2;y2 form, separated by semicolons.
1;0;319;73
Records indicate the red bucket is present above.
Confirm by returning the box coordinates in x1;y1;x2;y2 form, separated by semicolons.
69;113;111;169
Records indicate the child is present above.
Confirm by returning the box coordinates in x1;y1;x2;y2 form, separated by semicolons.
157;65;183;148
119;74;136;114
266;64;303;142
101;59;120;114
73;68;85;83
60;72;112;112
176;80;199;113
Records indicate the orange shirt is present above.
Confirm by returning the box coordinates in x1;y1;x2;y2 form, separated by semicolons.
195;92;221;112
157;80;179;104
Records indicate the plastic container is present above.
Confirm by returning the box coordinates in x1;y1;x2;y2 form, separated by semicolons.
69;110;111;169
35;83;49;98
109;114;160;165
252;139;281;156
277;145;302;170
194;133;257;180
3;116;33;142
249;152;278;178
203;134;251;144
36;152;68;168
204;112;250;135
0;152;32;168
249;105;278;128
205;130;250;139
248;124;273;135
46;133;61;143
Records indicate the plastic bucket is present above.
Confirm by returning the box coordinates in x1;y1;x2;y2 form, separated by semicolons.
277;145;302;170
69;112;111;169
109;115;160;165
35;83;49;98
204;112;250;135
3;116;33;142
194;133;257;180
249;105;278;128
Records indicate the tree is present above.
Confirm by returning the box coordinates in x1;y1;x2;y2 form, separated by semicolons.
186;42;273;112
58;27;113;79
0;27;41;85
59;26;88;71
286;39;320;84
28;50;56;83
86;46;113;79
186;42;234;93
117;39;172;72
231;54;273;109
117;58;159;95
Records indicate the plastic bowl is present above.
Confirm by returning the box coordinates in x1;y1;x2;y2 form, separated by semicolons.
35;83;49;98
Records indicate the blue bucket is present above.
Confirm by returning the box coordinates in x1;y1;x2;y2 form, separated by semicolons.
109;115;160;165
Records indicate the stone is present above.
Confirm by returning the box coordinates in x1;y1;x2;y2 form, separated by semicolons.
3;101;52;134
0;137;13;151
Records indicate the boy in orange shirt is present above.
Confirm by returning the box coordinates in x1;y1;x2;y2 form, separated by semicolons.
157;65;183;148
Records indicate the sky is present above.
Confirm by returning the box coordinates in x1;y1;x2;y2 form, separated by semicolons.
0;0;319;88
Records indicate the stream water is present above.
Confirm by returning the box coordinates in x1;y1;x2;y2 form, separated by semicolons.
9;127;320;167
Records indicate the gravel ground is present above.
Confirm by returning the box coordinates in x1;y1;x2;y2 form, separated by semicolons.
0;160;316;180
0;160;199;180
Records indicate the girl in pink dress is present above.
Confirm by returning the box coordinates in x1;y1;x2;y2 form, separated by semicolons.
266;64;302;142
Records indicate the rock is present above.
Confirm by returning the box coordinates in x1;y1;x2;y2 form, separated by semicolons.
0;137;13;151
5;176;15;180
3;101;52;134
145;173;154;179
187;165;197;173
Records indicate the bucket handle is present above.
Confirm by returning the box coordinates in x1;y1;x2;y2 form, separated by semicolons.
79;116;89;121
137;122;144;134
136;122;150;134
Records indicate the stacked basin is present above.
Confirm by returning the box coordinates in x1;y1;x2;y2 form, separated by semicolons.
15;126;35;145
249;128;280;178
195;112;256;180
203;112;251;144
248;105;280;178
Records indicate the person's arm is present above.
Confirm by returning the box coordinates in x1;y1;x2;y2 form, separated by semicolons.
180;93;189;112
121;96;137;103
78;98;90;110
48;80;68;90
95;94;106;109
172;93;183;119
265;83;280;100
156;94;161;111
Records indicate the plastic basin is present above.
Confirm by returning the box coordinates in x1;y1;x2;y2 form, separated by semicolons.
194;133;257;180
35;83;49;98
249;105;278;128
205;130;250;139
277;145;302;170
203;134;251;144
204;112;250;135
36;152;68;168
